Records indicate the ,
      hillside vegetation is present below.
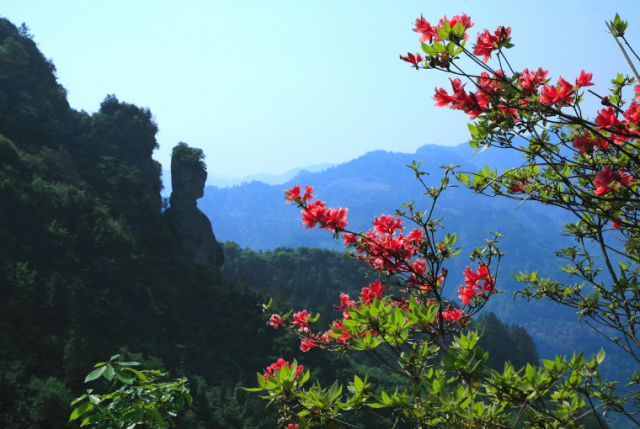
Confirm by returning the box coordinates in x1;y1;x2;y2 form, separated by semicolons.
0;17;284;428
0;17;601;428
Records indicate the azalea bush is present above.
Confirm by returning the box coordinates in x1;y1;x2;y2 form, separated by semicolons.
247;12;640;429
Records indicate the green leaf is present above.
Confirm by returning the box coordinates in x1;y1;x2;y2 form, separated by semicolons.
457;407;472;419
447;42;455;55
114;368;134;384
354;375;364;391
69;402;94;421
300;369;310;385
109;354;120;361
258;372;267;388
327;380;342;401
421;42;437;55
114;361;140;366
103;364;115;381
134;407;144;423
84;366;107;383
125;368;148;381
457;173;470;184
597;348;606;364
147;408;167;427
70;394;87;406
80;414;102;427
439;383;451;404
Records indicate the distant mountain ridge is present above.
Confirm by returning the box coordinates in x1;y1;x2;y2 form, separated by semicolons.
161;162;334;197
199;141;559;252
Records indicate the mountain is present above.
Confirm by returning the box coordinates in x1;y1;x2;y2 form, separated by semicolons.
199;143;633;382
160;162;334;197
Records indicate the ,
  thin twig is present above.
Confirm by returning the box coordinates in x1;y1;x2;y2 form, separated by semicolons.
606;21;640;81
622;34;640;63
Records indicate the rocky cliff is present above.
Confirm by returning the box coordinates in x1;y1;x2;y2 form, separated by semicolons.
164;143;224;270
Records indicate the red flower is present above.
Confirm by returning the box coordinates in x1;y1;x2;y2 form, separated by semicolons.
473;26;510;63
612;217;624;229
361;279;386;304
412;259;427;276
438;78;484;116
619;170;635;187
330;320;353;344
343;233;357;246
464;265;489;282
473;30;495;63
624;102;640;123
325;207;349;231
439;14;474;40
557;77;575;101
593;167;616;196
334;293;355;313
539;85;559;105
373;214;404;236
449;77;466;93
286;185;316;203
264;358;304;382
594;186;612;196
413;14;436;43
459;266;494;305
360;328;379;337
415;14;474;44
400;52;425;69
476;71;503;104
301;185;315;201
518;68;549;93
595;106;620;130
575;70;594;87
498;104;519;122
540;78;575;106
594;167;616;188
572;132;596;154
434;87;455;107
285;185;301;203
301;199;348;232
442;308;464;321
301;200;327;229
263;359;305;382
405;228;424;244
509;184;524;193
293;310;310;330
269;314;285;329
458;284;476;306
301;335;317;352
